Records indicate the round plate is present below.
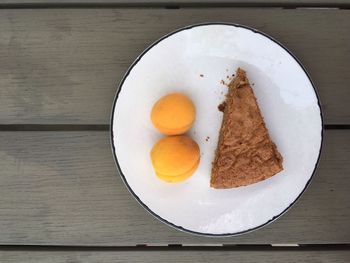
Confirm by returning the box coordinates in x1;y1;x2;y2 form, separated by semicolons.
111;23;323;236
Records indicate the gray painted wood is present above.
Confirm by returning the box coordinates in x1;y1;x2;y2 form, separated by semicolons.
1;0;350;6
0;250;349;263
0;8;349;125
0;130;348;245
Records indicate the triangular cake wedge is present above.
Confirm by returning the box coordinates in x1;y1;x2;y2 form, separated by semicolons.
211;68;283;189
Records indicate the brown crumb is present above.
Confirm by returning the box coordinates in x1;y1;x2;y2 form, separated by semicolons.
218;101;226;112
211;68;283;189
232;74;235;77
220;80;225;85
205;136;210;142
200;74;204;77
226;75;230;79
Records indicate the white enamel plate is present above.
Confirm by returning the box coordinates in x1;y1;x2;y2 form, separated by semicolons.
111;23;323;236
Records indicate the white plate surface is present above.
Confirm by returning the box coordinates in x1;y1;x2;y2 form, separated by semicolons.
111;23;323;236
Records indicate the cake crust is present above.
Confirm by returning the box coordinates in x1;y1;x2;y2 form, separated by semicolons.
211;68;283;189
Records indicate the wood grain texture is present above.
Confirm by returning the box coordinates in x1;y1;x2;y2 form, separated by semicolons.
0;130;348;245
1;0;350;5
0;250;349;263
0;8;349;125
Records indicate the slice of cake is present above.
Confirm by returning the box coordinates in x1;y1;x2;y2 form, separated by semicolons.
211;68;283;189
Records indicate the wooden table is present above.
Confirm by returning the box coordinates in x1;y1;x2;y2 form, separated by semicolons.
0;0;349;262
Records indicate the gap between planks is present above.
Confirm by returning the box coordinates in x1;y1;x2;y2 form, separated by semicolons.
0;244;349;252
0;2;350;10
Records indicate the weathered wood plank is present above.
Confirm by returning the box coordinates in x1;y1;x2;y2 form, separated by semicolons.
0;8;349;125
0;130;348;245
1;0;349;6
0;250;349;263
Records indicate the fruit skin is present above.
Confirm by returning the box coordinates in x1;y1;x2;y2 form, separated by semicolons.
150;135;200;183
151;93;195;135
156;160;199;183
